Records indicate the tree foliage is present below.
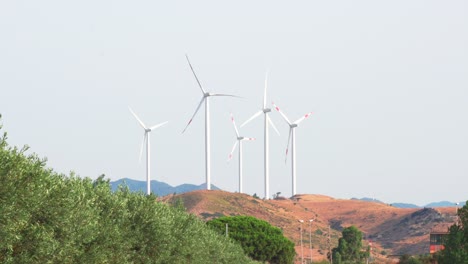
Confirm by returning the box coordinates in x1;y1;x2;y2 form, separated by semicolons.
207;215;295;264
331;226;369;264
0;121;256;264
398;254;435;264
437;201;468;264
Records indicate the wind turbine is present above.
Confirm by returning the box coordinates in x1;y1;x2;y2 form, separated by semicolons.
182;54;239;190
129;107;168;195
240;73;280;199
227;113;255;193
272;102;312;196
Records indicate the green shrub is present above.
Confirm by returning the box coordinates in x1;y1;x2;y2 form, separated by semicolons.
0;121;256;264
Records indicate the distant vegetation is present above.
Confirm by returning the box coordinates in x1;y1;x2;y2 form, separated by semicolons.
207;216;296;264
110;178;221;196
391;203;421;209
398;254;436;264
354;197;466;208
351;197;384;204
0;121;256;263
425;201;465;208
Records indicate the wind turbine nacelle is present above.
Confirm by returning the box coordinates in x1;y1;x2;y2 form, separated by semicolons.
237;136;244;140
263;108;272;113
290;124;298;128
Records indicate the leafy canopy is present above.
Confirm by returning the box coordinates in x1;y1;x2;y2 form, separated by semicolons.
0;118;256;264
207;215;296;264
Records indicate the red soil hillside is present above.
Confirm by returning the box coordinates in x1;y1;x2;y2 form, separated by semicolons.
162;191;457;262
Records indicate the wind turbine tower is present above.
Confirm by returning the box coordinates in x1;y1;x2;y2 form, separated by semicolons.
129;107;168;195
228;113;255;193
182;55;239;190
272;102;312;196
241;73;279;199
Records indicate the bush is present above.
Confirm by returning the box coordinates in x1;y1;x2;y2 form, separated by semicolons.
0;122;256;264
331;226;369;264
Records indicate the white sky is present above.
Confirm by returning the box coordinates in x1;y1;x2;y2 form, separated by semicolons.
1;0;467;205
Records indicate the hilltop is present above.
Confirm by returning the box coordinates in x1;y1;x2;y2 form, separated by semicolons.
163;190;458;262
112;178;465;208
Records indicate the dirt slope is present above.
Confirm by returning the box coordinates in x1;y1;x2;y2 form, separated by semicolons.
162;191;457;262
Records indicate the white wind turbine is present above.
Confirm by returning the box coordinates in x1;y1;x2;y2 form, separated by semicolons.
227;113;255;193
240;73;280;199
129;107;168;195
182;54;239;190
272;102;313;196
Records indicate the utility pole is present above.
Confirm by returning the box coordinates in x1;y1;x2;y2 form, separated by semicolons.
328;225;332;264
367;239;372;264
366;240;372;264
309;219;314;263
225;223;228;237
299;220;304;264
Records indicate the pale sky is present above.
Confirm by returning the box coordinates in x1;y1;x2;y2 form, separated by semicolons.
1;1;467;205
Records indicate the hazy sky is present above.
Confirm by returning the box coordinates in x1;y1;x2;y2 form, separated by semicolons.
1;1;467;205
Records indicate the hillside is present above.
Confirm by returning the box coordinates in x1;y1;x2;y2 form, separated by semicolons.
163;191;458;262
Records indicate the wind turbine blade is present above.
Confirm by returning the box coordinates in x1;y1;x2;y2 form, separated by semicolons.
272;102;291;125
139;132;147;163
227;141;239;161
267;115;280;136
240;110;262;128
263;72;268;109
285;128;292;163
128;107;147;129
294;112;313;125
230;113;240;138
185;54;206;94
150;121;168;131
210;93;243;98
242;137;256;141
182;96;205;133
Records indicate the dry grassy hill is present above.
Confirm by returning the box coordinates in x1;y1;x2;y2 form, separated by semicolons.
162;190;457;263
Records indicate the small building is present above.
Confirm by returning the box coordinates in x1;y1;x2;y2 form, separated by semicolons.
429;231;447;253
429;223;451;254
